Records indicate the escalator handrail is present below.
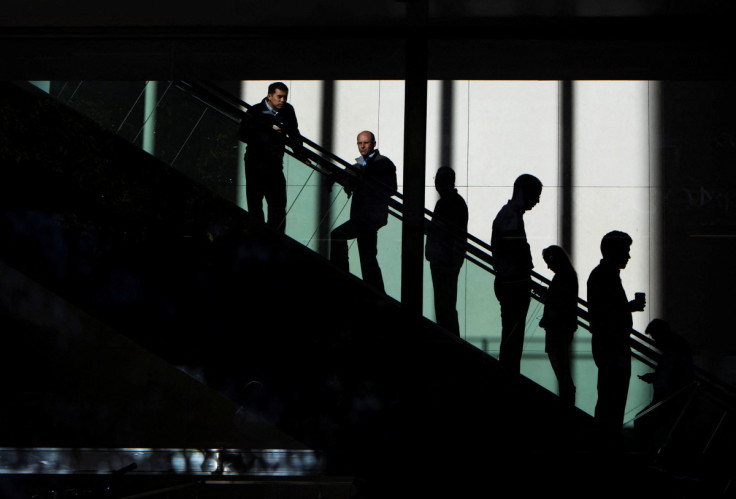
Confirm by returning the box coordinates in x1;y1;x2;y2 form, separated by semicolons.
175;81;660;345
173;80;734;397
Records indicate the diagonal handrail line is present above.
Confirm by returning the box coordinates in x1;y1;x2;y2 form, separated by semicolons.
174;81;660;341
172;80;734;398
30;78;736;422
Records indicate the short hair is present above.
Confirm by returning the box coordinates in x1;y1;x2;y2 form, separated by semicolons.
268;82;289;95
600;230;632;259
436;166;455;182
513;174;542;198
645;318;672;342
357;130;376;143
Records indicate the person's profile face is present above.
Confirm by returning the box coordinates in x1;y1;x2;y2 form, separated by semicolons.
543;254;557;273
524;188;541;211
267;88;288;110
434;171;453;194
613;246;631;269
357;133;376;157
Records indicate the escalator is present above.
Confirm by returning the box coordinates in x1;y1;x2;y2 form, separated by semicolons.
1;80;734;497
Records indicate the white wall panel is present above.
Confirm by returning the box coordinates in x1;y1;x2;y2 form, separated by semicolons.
333;80;381;165
465;81;559;264
376;80;406;187
572;81;652;333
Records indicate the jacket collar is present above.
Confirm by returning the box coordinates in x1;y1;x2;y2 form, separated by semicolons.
356;149;381;165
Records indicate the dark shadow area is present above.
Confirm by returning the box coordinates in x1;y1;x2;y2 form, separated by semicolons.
659;81;736;384
440;79;453;167
0;80;670;498
559;80;573;255
319;79;335;258
3;79;736;497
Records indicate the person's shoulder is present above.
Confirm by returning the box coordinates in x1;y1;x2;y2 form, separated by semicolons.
373;151;395;166
373;153;397;174
492;201;513;223
587;262;604;281
452;190;468;208
248;100;268;113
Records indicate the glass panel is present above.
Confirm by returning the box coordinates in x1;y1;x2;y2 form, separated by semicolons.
379;210;402;302
328;203;403;302
463;256;502;355
50;81;149;141
519;298;557;394
284;155;350;254
626;354;657;427
154;84;241;204
571;327;597;416
45;80;399;296
421;233;470;338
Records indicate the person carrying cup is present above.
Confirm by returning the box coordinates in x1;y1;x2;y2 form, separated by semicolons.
587;230;646;440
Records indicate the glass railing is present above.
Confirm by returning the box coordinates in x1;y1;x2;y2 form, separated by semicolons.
45;80;403;301
49;81;243;203
38;80;713;421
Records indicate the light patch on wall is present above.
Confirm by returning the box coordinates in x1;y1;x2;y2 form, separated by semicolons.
465;81;559;258
573;80;652;333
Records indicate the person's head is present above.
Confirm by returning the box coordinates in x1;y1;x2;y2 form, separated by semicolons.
542;245;574;274
512;174;542;210
266;82;289;110
357;131;376;157
646;319;673;344
600;230;633;269
435;166;456;196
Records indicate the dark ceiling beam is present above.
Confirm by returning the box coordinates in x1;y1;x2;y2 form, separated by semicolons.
1;17;733;80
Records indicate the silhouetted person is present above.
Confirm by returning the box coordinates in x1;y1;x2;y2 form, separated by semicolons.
491;174;542;375
635;319;695;453
330;131;397;293
639;319;694;406
540;245;578;406
587;230;646;439
238;82;302;233
425;167;468;336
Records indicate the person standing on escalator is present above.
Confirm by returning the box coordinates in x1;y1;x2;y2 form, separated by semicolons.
426;166;468;336
539;245;578;406
491;174;543;376
238;81;303;234
587;230;646;440
330;131;397;294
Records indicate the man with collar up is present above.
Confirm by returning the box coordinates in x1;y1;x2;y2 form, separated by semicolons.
238;81;302;233
330;131;397;293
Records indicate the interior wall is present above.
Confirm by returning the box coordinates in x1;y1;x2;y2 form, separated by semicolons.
660;81;736;385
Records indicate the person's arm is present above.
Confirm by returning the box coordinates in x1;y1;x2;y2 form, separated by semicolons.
628;295;646;312
379;157;397;193
369;156;397;204
283;106;306;158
